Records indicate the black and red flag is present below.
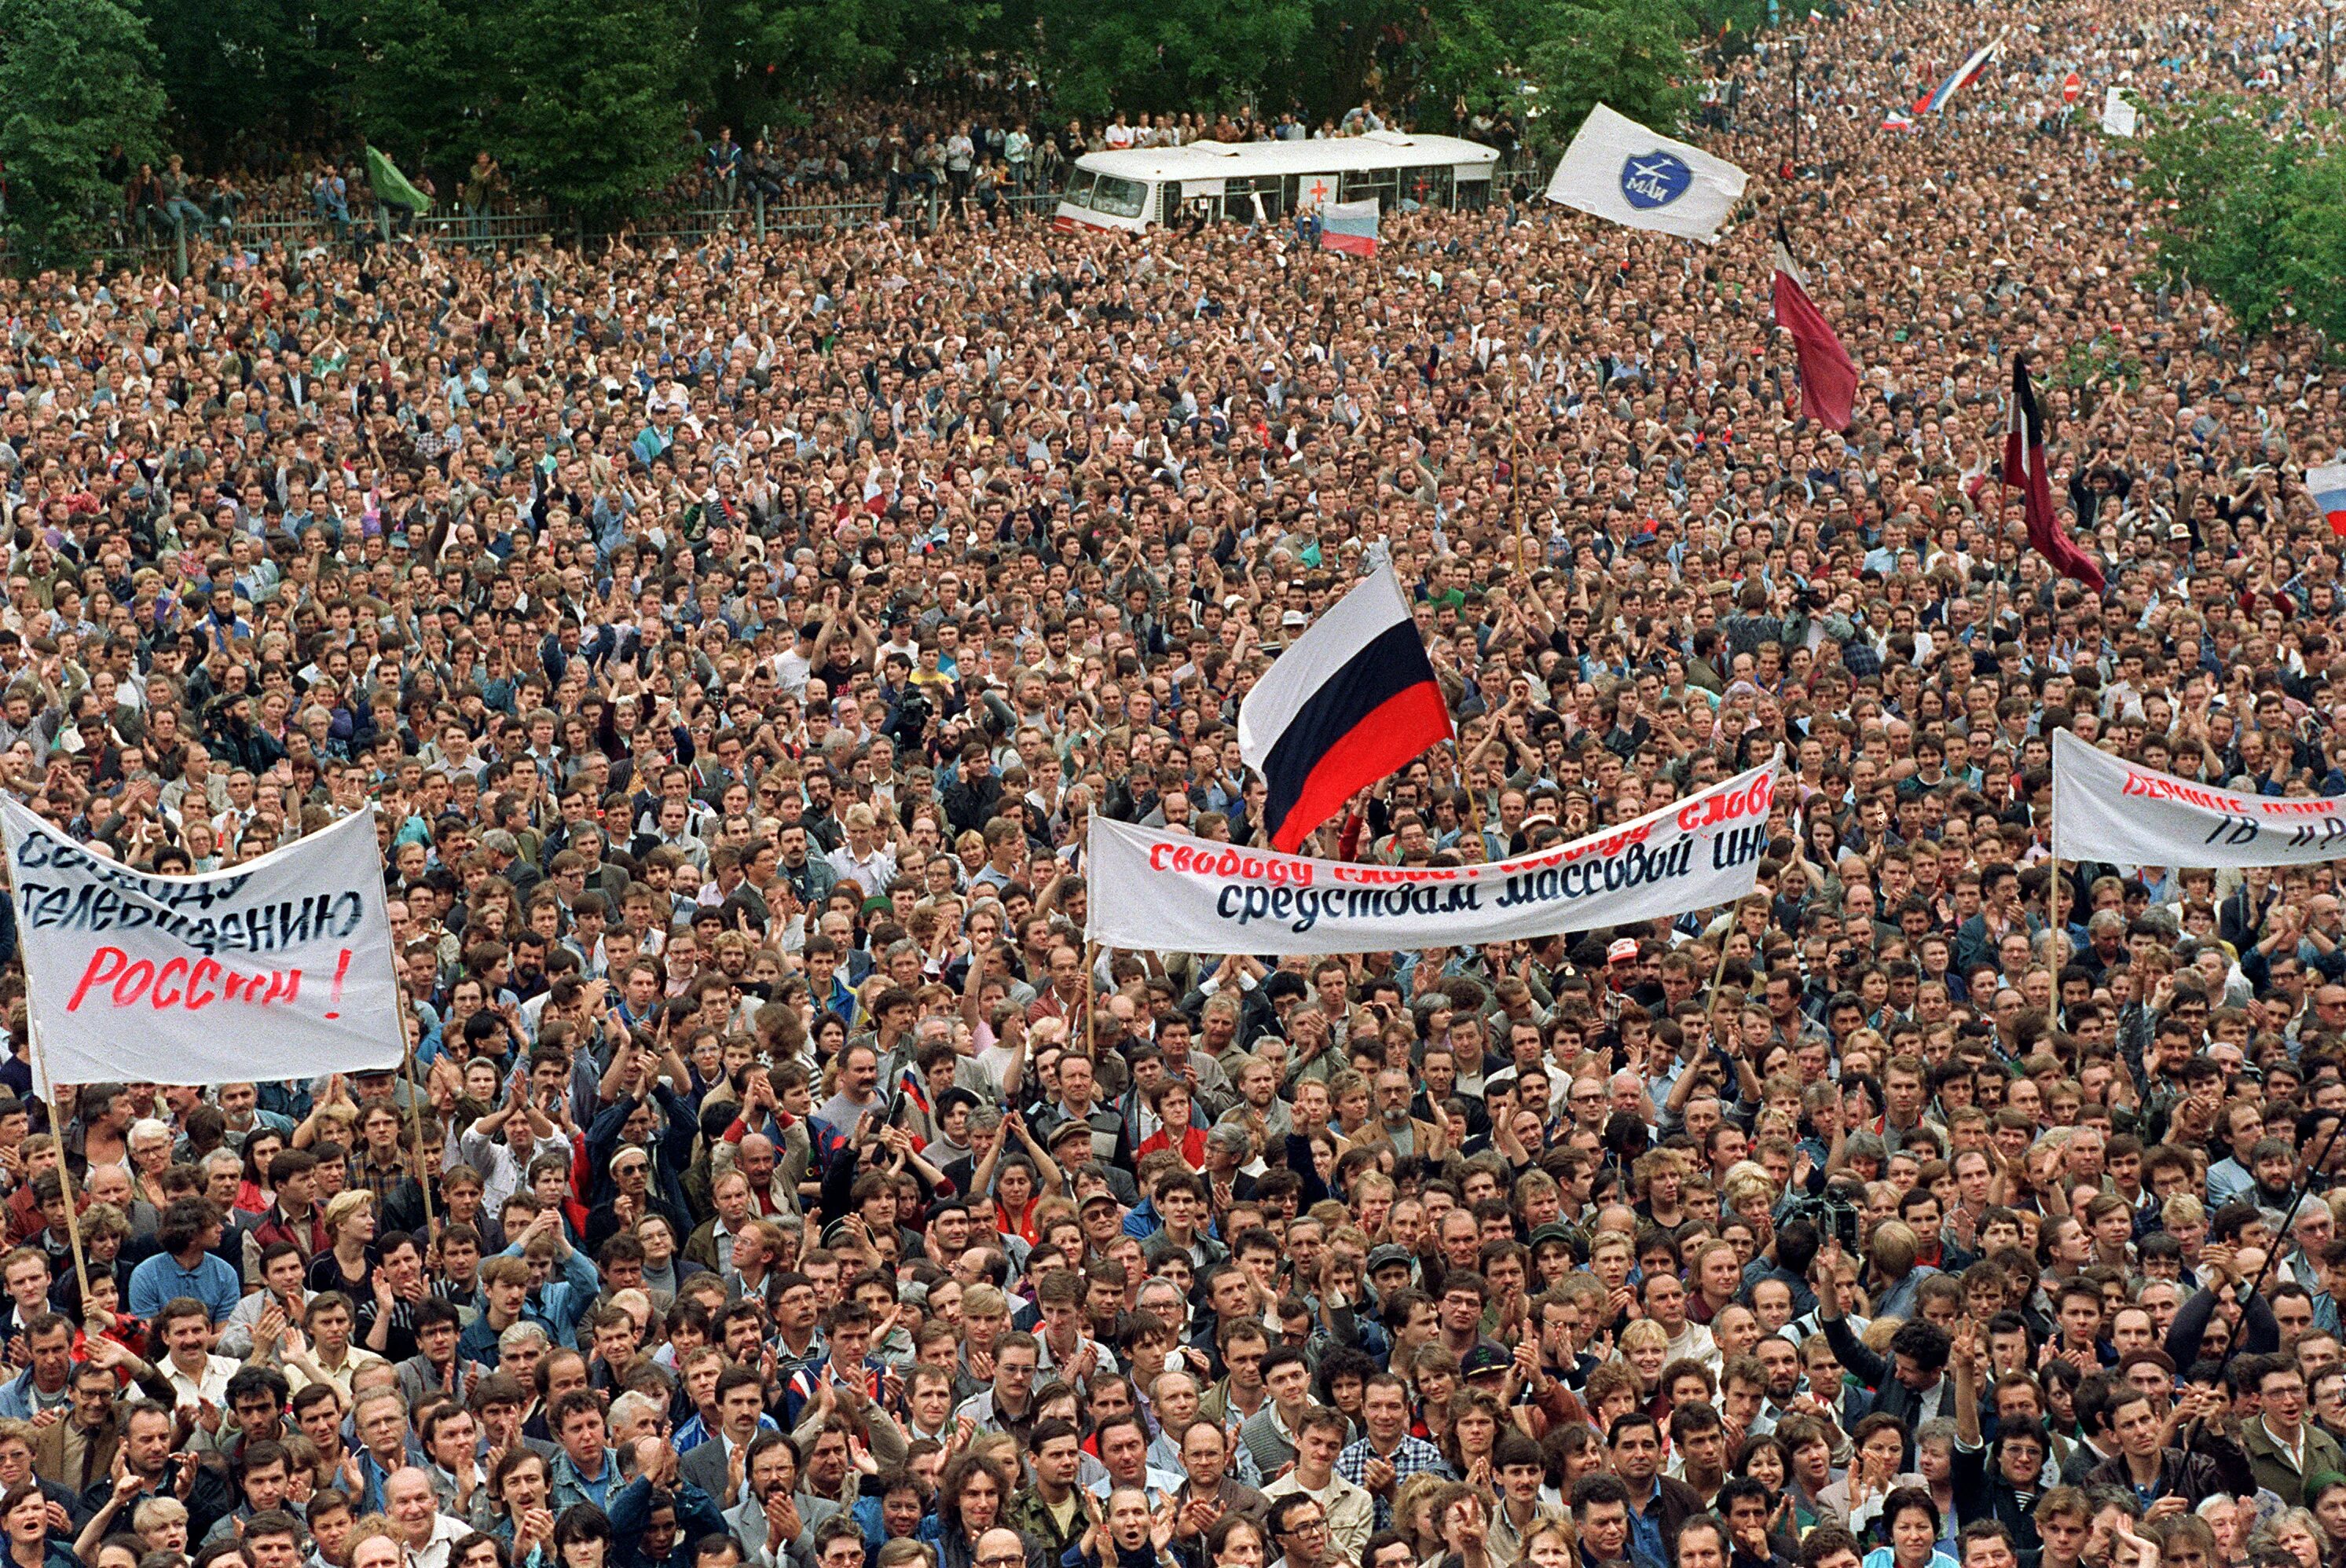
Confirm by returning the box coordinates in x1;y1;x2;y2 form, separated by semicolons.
2004;356;2106;592
1772;223;1860;430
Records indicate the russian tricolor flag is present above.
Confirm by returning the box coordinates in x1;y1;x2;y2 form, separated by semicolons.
2308;463;2346;537
1320;197;1380;256
1916;33;2005;113
1238;566;1453;852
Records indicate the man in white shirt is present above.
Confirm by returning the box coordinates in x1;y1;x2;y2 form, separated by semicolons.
383;1467;471;1568
156;1298;243;1411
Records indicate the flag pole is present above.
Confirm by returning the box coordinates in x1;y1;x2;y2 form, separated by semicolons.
2046;766;2062;1048
25;1025;91;1310
1081;941;1097;1061
402;1035;436;1240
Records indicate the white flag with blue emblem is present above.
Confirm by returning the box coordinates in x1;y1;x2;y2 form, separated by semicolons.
1544;103;1750;244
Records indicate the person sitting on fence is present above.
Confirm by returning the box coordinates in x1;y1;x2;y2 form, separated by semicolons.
310;165;349;237
123;163;166;240
204;174;243;241
704;127;742;207
158;156;211;237
743;140;784;206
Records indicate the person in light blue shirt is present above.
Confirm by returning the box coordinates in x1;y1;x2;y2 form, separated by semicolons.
127;1198;242;1324
500;1209;602;1349
1860;1487;1959;1568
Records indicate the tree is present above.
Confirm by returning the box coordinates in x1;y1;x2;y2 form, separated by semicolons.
339;0;497;170
483;0;691;218
1021;0;1310;119
1527;0;1695;145
683;0;996;134
141;0;331;162
0;0;166;268
2135;96;2312;339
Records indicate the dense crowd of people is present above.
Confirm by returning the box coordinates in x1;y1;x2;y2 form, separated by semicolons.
5;7;2346;1568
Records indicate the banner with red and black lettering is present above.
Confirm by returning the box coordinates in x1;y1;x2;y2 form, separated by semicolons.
2052;728;2346;868
1086;752;1780;954
1;797;402;1086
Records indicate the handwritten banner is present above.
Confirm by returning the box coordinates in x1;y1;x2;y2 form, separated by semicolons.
1086;752;1781;954
2053;727;2346;867
2;798;403;1086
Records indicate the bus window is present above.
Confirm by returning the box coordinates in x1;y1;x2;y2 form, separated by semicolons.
1091;174;1149;219
1400;166;1454;207
1454;178;1492;211
1339;168;1398;207
1061;170;1098;209
1226;175;1287;221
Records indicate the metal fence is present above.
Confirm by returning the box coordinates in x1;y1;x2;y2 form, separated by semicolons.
44;152;1549;274
60;183;1068;274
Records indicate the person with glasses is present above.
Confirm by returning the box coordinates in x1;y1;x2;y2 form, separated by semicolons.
1263;1493;1332;1568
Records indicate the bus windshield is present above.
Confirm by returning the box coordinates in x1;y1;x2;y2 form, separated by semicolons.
1089;174;1149;218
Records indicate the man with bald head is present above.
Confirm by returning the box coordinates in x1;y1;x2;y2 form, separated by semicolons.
732;1133;794;1216
383;1467;468;1568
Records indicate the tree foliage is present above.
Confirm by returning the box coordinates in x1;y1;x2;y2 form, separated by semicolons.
0;0;166;267
2135;96;2346;341
1528;0;1696;144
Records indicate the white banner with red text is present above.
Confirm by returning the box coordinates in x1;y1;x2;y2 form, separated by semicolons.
1;797;403;1086
1085;752;1781;954
2053;727;2346;867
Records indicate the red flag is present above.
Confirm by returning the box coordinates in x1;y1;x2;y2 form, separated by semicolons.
2003;357;2106;591
1772;233;1859;430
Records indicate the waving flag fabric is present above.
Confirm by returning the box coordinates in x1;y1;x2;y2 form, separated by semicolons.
2005;357;2106;591
1321;198;1380;256
1772;229;1860;430
2307;463;2346;537
1917;34;2006;113
1238;566;1453;852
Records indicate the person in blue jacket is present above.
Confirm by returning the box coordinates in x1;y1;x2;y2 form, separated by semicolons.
605;1438;729;1568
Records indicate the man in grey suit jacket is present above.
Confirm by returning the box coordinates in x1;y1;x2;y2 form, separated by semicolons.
680;1365;773;1509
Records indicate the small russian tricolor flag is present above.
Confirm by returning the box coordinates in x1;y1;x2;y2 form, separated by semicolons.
1916;32;2006;114
2307;462;2346;537
1320;197;1380;256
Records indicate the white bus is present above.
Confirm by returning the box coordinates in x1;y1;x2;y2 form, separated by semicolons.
1052;129;1501;233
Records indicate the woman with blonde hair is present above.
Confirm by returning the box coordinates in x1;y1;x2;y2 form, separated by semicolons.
308;1189;376;1295
1618;1318;1671;1412
1633;1149;1688;1229
1391;1473;1450;1563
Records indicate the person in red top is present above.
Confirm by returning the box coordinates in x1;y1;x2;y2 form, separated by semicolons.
1134;1079;1207;1170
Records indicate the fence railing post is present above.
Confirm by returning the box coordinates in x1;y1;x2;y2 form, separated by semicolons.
754;190;766;240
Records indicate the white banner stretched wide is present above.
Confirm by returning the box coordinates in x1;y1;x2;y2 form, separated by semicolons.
2;798;403;1086
2052;727;2346;867
1087;752;1780;954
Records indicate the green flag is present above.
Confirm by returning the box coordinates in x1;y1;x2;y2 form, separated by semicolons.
365;145;431;211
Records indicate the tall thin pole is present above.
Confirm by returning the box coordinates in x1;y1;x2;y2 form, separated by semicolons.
27;1028;91;1309
402;1038;436;1240
2046;769;2062;1046
1710;895;1750;1002
1080;941;1097;1061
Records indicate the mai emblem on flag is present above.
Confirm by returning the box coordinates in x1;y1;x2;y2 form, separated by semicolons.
1545;104;1750;245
